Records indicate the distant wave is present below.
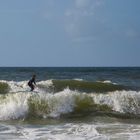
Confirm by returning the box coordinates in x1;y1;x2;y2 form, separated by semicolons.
0;79;132;95
50;80;128;93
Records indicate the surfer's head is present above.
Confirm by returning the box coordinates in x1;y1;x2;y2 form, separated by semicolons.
33;74;36;78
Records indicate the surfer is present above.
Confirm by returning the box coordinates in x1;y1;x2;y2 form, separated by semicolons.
28;75;36;91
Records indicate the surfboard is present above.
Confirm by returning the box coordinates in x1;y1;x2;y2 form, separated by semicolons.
9;90;39;94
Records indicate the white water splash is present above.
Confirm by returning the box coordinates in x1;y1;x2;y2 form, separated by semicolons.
0;93;30;120
92;90;140;114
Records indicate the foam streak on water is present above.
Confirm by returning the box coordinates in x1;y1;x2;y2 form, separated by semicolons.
0;123;106;140
0;122;140;140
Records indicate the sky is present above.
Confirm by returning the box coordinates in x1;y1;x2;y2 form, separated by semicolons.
0;0;140;67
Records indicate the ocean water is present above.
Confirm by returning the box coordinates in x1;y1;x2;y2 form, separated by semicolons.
0;67;140;140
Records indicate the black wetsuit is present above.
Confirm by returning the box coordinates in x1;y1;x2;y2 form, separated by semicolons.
28;77;36;91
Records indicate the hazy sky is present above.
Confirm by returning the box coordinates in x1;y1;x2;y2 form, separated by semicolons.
0;0;140;67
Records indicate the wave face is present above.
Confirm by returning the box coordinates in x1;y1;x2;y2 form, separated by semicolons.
38;80;128;93
0;82;10;94
0;80;140;120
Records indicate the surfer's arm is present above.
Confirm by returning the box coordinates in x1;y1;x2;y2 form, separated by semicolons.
34;81;36;85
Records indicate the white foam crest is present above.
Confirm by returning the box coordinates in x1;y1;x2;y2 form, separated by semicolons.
74;78;84;81
0;80;30;93
0;93;30;120
0;87;85;120
0;80;7;83
36;88;79;118
92;90;140;114
9;81;29;92
37;80;53;87
0;80;53;93
97;80;117;85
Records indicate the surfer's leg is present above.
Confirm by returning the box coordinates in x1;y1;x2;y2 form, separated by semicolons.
28;83;34;91
30;84;34;91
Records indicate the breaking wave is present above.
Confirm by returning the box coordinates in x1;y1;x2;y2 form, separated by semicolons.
0;80;140;120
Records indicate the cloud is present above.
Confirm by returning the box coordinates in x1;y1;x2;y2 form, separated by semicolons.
75;0;91;8
65;0;101;17
41;0;105;43
75;0;104;9
41;0;56;20
125;29;137;38
0;9;34;14
65;0;104;42
73;36;96;43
